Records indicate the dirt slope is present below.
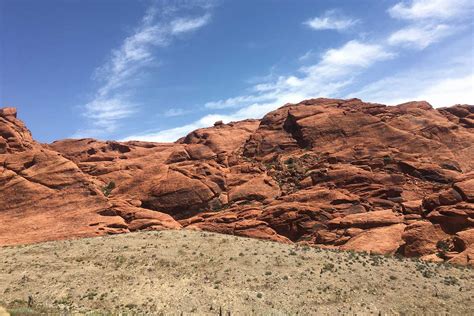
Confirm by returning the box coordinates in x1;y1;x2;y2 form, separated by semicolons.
0;230;473;315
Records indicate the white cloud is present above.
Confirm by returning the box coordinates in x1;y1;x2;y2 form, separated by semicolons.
387;0;472;50
85;97;136;126
298;50;314;61
350;59;474;108
421;75;474;106
353;74;474;107
204;94;273;109
77;3;213;138
388;24;453;49
163;108;191;117
304;10;359;31
250;41;394;99
319;41;394;67
171;14;211;34
388;0;474;20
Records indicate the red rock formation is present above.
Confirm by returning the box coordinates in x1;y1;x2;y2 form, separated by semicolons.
0;109;181;245
1;98;473;265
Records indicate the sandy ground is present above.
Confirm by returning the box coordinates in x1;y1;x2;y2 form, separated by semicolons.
0;230;473;315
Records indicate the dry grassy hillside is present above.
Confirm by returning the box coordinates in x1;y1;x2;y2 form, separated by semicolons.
0;230;473;315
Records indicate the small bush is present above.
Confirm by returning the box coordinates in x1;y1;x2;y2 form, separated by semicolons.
321;262;335;273
443;276;459;286
383;155;393;165
436;240;451;258
102;181;116;197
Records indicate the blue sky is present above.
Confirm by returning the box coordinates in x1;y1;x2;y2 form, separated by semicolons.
1;0;473;143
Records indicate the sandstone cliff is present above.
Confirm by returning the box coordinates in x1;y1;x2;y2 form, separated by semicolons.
1;98;473;264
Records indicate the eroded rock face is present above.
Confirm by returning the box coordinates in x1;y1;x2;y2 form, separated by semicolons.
1;98;474;264
0;109;181;245
0;107;34;153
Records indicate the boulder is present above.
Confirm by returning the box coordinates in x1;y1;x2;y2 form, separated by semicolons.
228;175;280;203
454;178;474;202
402;221;450;257
449;245;474;266
423;188;463;211
341;223;406;254
426;203;474;233
453;228;474;251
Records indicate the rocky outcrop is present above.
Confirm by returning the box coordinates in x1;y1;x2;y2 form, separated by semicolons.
1;98;473;264
0;109;180;245
0;107;34;153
